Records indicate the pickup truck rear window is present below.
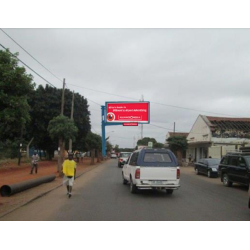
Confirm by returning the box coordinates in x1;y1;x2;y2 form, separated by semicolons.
143;153;172;163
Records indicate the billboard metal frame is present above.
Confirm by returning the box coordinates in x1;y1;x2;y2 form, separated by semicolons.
101;101;150;157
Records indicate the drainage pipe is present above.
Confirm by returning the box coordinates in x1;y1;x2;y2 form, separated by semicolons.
0;175;56;197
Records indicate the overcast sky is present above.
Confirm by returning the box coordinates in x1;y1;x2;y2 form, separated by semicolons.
1;29;250;148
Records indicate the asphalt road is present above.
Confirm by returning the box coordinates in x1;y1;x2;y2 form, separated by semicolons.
1;159;250;221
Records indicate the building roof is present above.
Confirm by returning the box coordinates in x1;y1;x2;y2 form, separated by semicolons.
201;115;250;131
169;132;189;137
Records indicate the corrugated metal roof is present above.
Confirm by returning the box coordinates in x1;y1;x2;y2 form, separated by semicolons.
201;115;250;131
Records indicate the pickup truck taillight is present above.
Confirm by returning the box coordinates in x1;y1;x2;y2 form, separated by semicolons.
135;169;140;179
177;168;180;179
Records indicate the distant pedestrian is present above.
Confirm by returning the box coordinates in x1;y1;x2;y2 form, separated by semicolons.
62;153;77;198
188;154;192;163
30;152;39;174
75;151;80;163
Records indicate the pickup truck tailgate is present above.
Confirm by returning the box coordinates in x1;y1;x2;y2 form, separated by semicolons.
140;167;177;180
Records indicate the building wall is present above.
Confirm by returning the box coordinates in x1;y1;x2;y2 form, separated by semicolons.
187;115;211;143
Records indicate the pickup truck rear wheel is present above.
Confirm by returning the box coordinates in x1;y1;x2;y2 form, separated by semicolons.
222;173;232;187
122;172;128;185
130;177;137;194
166;189;173;195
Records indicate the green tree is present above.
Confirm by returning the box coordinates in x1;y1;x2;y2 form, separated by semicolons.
0;49;34;158
85;132;102;164
167;136;188;152
48;115;78;171
26;85;91;158
154;142;165;148
114;144;119;152
106;140;113;153
137;137;157;147
27;85;61;159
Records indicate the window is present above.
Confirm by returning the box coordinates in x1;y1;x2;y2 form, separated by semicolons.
207;159;221;166
198;159;204;164
143;153;172;163
229;156;238;166
221;156;228;165
129;152;139;166
120;153;131;158
239;157;246;167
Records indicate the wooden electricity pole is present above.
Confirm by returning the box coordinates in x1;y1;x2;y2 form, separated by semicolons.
58;78;66;173
61;79;66;115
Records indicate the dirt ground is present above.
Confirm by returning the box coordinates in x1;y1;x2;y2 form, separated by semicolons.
0;157;104;218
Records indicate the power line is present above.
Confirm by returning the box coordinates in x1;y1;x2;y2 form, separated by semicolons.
86;98;102;106
68;83;239;117
149;123;174;130
0;43;56;88
0;28;63;83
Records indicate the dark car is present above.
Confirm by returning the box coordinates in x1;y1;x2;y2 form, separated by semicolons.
218;152;250;187
248;186;250;209
194;158;221;178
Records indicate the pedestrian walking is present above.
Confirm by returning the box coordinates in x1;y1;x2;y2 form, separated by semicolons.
62;153;77;198
30;152;39;174
188;154;192;163
76;151;80;163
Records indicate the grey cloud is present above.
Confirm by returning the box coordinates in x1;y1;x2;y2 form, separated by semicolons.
1;28;250;148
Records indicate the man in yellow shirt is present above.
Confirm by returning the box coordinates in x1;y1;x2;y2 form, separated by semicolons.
62;153;77;198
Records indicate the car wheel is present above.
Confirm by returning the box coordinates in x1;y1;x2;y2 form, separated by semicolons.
207;170;211;178
122;172;128;185
223;173;232;187
166;189;173;195
130;177;137;194
195;168;199;175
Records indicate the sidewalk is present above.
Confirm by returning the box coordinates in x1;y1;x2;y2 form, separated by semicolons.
0;157;104;218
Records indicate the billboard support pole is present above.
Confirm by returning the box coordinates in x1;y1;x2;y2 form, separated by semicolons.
101;106;106;157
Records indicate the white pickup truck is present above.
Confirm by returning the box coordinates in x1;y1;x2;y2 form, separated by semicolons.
122;148;180;194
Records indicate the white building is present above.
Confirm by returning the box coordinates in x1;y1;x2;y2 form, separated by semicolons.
187;115;250;161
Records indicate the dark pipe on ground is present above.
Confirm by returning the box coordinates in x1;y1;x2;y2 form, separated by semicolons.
0;175;56;197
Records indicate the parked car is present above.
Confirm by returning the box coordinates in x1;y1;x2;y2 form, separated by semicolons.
118;152;131;168
122;148;180;194
218;152;250;187
111;153;117;159
194;158;221;178
248;185;250;209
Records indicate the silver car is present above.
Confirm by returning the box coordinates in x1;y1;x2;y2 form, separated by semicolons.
118;152;131;168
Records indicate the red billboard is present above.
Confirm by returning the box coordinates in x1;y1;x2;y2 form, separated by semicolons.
106;102;150;123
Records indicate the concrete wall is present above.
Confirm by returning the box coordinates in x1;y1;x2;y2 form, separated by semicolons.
187;115;211;143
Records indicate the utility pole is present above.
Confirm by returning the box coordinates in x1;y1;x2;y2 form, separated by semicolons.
69;91;75;153
58;78;66;173
61;78;66;115
174;122;175;136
